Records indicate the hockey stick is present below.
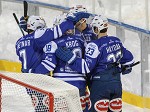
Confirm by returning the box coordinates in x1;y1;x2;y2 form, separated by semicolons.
23;1;29;34
121;61;140;73
24;1;28;20
130;61;140;67
13;13;25;36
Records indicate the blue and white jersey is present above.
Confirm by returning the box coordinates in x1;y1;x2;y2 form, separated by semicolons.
16;20;74;73
75;25;96;44
35;35;86;89
69;35;134;77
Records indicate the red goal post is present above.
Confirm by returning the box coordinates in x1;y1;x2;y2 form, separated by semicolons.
0;72;82;112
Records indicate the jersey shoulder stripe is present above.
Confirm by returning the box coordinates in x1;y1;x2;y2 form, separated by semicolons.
34;28;47;39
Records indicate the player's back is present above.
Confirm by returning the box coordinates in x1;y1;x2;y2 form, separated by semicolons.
67;35;133;82
15;33;43;72
87;35;123;75
53;35;86;89
15;27;62;73
98;36;122;63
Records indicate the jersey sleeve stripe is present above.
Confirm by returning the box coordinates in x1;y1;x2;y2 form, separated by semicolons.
41;62;55;71
53;26;58;39
57;25;62;37
43;60;56;68
84;60;90;73
82;59;90;74
53;77;85;81
53;25;63;39
82;59;86;73
54;73;84;77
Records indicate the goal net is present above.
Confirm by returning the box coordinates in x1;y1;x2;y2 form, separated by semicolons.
0;72;82;112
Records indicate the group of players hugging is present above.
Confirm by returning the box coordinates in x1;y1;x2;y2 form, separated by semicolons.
15;5;134;112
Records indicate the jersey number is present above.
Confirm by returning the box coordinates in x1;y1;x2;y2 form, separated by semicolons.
107;51;122;63
19;49;27;69
72;47;82;58
86;48;94;56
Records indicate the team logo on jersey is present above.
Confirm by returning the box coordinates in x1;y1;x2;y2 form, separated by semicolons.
60;67;64;72
66;36;73;40
93;76;101;79
109;39;114;44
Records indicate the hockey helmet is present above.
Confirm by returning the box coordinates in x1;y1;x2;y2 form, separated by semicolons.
69;5;87;14
27;15;46;31
90;15;108;33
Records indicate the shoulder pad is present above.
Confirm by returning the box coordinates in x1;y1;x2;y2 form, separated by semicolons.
85;42;100;58
43;41;58;53
34;28;47;39
109;36;121;41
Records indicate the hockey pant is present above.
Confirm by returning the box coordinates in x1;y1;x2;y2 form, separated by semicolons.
89;80;122;112
89;67;122;112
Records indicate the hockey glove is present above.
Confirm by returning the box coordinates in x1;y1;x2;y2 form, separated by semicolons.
67;12;90;25
19;16;28;32
55;47;77;64
121;65;132;75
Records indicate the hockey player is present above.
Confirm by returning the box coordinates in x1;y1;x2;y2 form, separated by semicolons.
15;15;75;112
69;6;97;110
69;5;97;44
69;6;100;106
55;15;134;112
32;13;90;111
16;15;74;73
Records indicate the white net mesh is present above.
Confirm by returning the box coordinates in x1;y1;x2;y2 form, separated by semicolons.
0;72;82;112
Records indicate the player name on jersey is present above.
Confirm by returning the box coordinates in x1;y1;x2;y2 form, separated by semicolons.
16;40;31;50
65;40;79;48
106;43;121;53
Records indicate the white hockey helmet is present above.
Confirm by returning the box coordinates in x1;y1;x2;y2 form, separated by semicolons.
69;5;87;13
90;15;108;33
100;15;108;24
53;13;67;27
27;15;46;31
